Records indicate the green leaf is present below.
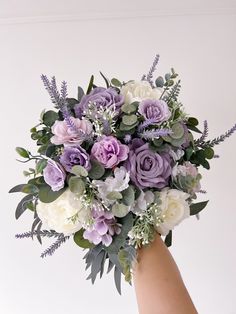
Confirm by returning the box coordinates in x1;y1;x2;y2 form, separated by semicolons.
15;147;30;159
171;123;185;139
164;230;172;247
77;86;85;102
21;184;39;194
71;165;88;177
38;184;66;203
187;125;202;134
112;203;129;218
185;147;194;160
204;147;214;160
106;212;133;254
114;266;122;295
190;200;209;216
69;176;85;196
9;184;28;193
188;117;199;126
74;229;94;249
121;186;135;206
15;194;34;219
119;121;138;131
107;191;123;200
122;114;138;126
111;78;122;88
155;76;165;88
121;103;137;114
88;160;105;179
36;159;47;174
86;75;94;94
42;110;59;127
99;72;110;88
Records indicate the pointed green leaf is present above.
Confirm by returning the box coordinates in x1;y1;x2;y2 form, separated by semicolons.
38;184;66;203
190;200;209;215
15;147;30;159
74;229;94;249
88;160;105;179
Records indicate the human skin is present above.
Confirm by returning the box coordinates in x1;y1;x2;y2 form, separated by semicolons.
133;233;198;314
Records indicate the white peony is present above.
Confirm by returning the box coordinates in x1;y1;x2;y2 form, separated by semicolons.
156;189;190;236
120;80;162;104
36;189;90;235
93;166;130;203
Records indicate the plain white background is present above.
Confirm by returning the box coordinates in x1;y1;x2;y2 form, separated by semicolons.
0;1;236;313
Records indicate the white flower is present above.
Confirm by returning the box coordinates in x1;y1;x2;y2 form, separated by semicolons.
36;189;90;235
120;80;162;104
169;149;185;162
131;190;154;214
156;189;190;236
93;166;130;203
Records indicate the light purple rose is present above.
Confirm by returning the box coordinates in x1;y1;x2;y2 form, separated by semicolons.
91;136;129;169
138;99;171;123
59;146;91;172
125;139;172;189
51;117;93;146
74;87;124;118
83;208;121;247
43;159;66;191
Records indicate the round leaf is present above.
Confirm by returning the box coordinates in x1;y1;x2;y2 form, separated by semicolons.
107;191;123;200
121;186;135;206
112;203;129;218
171;123;185;139
122;114;138;126
88;160;105;179
155;76;165;88
74;229;94;249
43;110;59;127
71;165;88;177
69;177;85;196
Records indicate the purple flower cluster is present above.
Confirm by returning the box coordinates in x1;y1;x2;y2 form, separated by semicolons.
138;99;171;123
83;209;121;247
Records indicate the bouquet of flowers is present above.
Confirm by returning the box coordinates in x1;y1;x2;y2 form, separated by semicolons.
10;55;236;293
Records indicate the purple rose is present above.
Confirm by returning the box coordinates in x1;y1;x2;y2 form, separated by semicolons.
91;136;129;168
43;159;66;191
59;146;91;172
125;139;172;189
138;99;171;123
74;87;124;118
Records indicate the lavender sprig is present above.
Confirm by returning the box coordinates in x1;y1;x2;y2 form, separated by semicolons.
138;118;158;132
15;230;63;239
141;54;160;88
198;123;236;148
195;120;209;145
139;128;172;140
40;235;70;258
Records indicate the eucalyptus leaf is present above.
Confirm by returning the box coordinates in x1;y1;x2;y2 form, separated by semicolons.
107;191;123;200
112;203;129;218
15;194;34;219
121;186;135;206
121;103;137;114
74;229;94;249
155;76;165;88
69;176;85;195
71;165;88;177
38;184;66;203
88;160;105;179
42;110;59;127
122;114;137;126
21;184;39;194
111;78;122;88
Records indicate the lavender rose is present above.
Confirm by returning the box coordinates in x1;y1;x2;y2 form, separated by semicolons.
138;99;171;123
74;87;124;118
125;139;172;189
43;159;66;191
91;136;129;168
59;146;91;172
51;117;93;146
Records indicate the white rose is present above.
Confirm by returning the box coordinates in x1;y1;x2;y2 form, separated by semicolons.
36;189;89;235
120;80;162;104
156;189;190;236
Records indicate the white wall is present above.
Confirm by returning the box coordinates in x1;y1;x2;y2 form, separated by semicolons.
0;9;236;314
